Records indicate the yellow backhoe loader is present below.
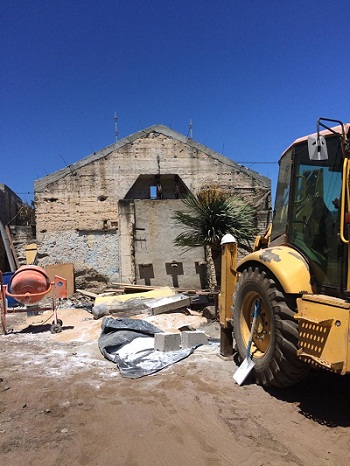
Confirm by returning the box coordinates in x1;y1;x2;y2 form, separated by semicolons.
219;118;350;387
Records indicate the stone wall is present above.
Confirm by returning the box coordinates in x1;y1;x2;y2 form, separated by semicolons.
36;229;119;283
119;199;206;288
0;184;23;226
8;225;36;266
34;126;271;286
35;128;270;235
0;184;28;270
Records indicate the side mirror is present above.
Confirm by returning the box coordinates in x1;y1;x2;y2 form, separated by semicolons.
308;134;328;160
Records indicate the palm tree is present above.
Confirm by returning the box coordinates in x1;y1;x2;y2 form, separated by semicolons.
172;187;257;290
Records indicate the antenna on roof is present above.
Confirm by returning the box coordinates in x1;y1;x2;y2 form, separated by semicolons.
188;119;193;139
60;154;75;174
114;112;119;141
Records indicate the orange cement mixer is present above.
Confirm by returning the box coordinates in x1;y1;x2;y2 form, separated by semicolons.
0;266;67;335
9;266;51;305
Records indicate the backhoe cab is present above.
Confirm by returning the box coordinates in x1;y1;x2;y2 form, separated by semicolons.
219;118;350;387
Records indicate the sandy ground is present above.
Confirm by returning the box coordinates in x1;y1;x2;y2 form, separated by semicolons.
1;307;350;466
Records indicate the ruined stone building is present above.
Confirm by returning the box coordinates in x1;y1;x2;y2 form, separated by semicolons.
0;184;35;271
34;125;270;290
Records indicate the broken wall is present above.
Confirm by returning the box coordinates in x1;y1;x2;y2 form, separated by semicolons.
119;199;206;288
0;184;27;270
34;126;271;286
36;229;119;283
9;225;36;266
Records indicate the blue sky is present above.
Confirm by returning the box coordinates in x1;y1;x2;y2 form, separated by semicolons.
1;0;349;205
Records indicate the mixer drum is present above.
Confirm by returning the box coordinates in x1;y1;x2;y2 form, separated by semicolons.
10;265;51;304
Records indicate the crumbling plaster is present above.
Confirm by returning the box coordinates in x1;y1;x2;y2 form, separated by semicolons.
34;125;270;285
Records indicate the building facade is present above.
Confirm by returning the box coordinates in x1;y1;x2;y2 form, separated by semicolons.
34;125;270;289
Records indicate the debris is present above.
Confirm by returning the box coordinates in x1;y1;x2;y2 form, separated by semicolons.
149;294;190;315
178;325;196;332
94;286;175;307
91;291;190;319
56;295;94;311
145;311;207;332
202;306;217;320
77;289;98;299
110;282;163;292
188;292;217;310
92;304;110;320
98;317;195;378
74;263;108;294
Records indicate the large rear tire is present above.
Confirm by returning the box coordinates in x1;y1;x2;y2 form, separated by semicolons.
233;266;308;388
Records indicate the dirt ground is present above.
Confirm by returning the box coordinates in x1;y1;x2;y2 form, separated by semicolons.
1;307;350;466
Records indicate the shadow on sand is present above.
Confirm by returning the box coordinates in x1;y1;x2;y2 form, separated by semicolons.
14;324;75;334
265;369;350;427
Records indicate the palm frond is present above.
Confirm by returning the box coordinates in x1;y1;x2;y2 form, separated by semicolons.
172;187;257;250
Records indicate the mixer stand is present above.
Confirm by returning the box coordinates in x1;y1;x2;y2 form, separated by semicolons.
0;273;67;335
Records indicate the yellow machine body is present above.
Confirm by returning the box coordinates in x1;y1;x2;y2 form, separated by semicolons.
218;241;238;329
219;120;350;383
295;295;350;374
237;246;313;295
219;244;313;330
219;240;350;374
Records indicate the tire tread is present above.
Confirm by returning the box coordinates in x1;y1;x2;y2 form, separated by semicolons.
233;266;308;388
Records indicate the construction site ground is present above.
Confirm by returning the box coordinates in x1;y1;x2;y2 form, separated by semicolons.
1;307;350;466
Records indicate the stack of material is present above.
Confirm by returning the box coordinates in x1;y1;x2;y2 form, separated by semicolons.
92;287;190;319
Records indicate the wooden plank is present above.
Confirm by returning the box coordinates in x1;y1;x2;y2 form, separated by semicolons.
76;289;98;298
45;263;74;297
110;283;198;294
0;221;16;271
5;225;20;269
25;243;38;265
110;282;162;291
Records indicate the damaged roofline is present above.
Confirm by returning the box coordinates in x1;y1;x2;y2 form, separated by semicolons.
34;124;270;192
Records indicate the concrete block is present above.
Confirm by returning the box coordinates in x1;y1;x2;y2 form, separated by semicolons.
151;295;190;315
154;332;181;352
181;331;208;348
